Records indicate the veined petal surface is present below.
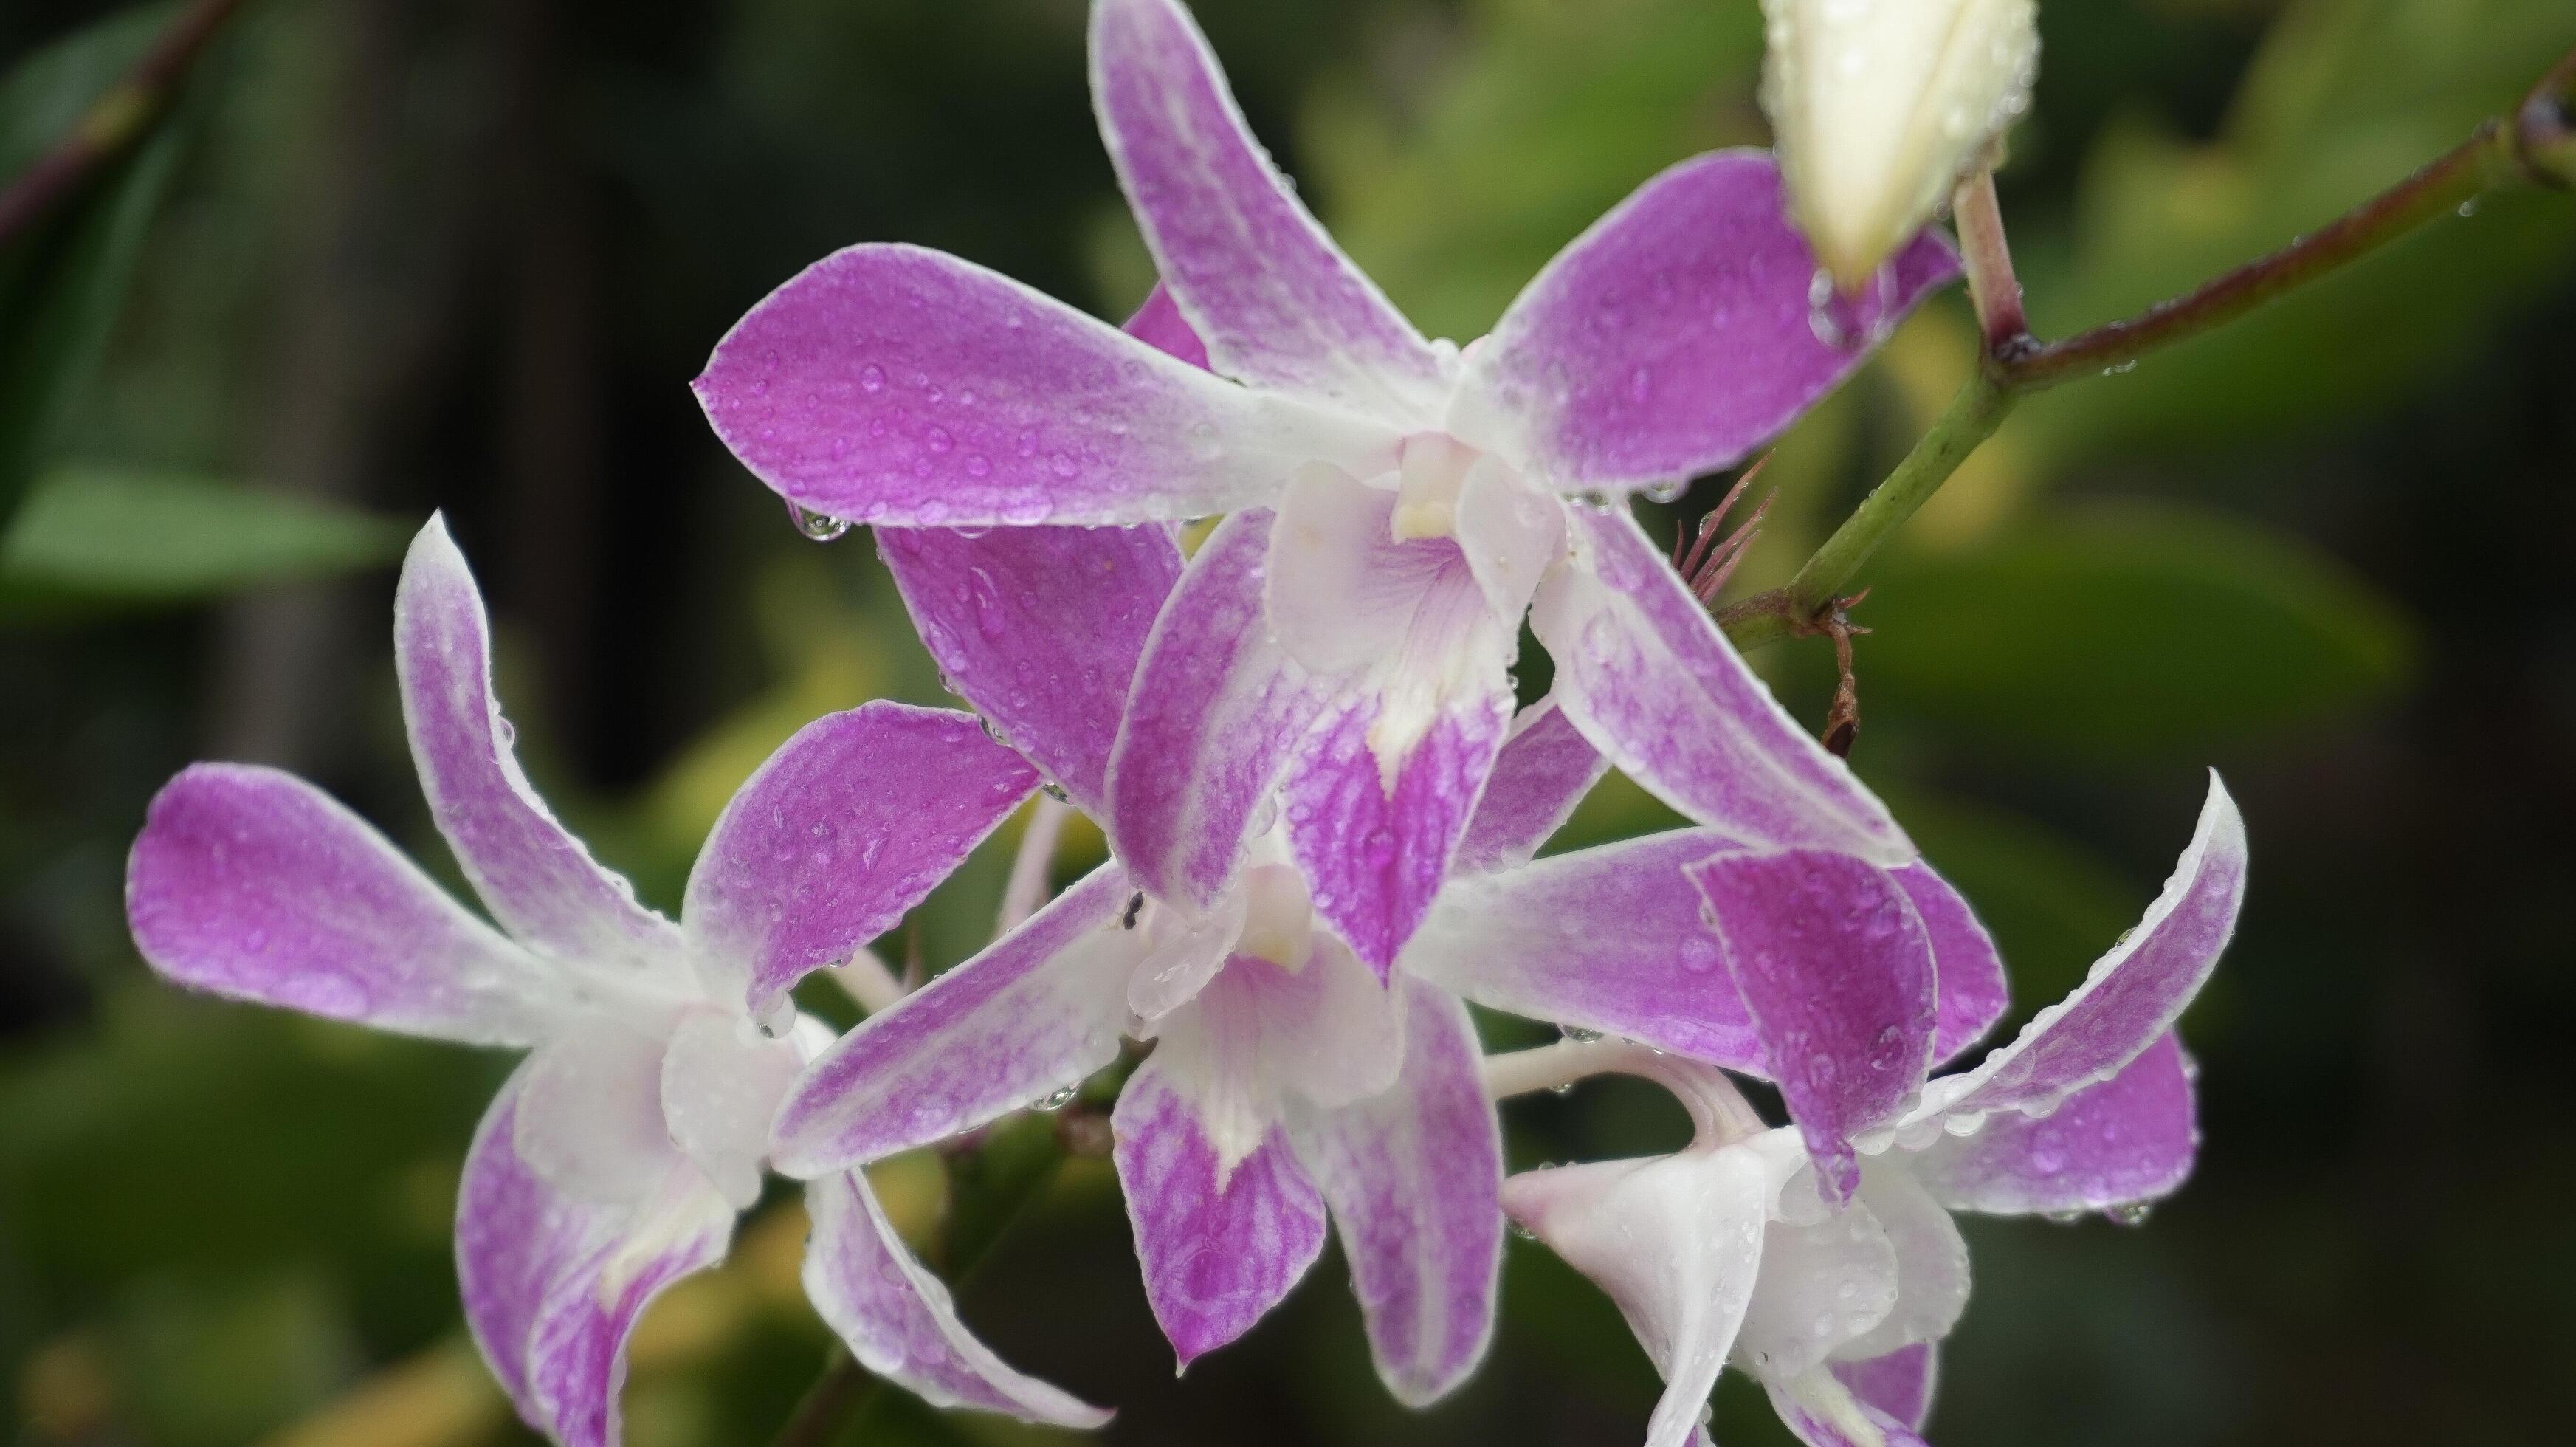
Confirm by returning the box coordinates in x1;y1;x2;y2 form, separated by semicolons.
127;763;561;1045
1450;699;1608;874
1909;1031;2197;1217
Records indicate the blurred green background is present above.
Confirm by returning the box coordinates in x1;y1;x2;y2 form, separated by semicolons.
2;0;2572;1443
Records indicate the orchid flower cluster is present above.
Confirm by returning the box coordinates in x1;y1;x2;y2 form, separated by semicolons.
122;3;2248;1446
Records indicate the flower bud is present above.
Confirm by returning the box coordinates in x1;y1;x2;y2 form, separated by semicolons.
1760;0;2040;291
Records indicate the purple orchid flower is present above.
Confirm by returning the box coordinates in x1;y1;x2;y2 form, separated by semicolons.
1499;776;2248;1447
693;0;1959;978
123;518;1109;1446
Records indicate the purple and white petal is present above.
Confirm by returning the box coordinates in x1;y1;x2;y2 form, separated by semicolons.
1766;1368;1931;1447
1122;281;1211;369
682;703;1037;1022
395;518;686;974
771;865;1144;1176
1532;506;1910;863
694;244;1396;527
1834;1166;1970;1362
1502;1148;1771;1447
1688;849;1938;1203
1450;458;1568;628
1893;862;2008;1066
1930;775;2246;1121
1112;1059;1331;1366
458;1070;734;1447
1449;151;1957;492
1450;698;1609;874
1831;1344;1938;1431
1152;935;1406;1153
878;525;1179;820
127;763;561;1045
803;1169;1112;1426
1284;981;1501;1407
1909;1032;2198;1217
1281;689;1510;977
1108;510;1334;908
1089;0;1447;424
1407;829;1764;1069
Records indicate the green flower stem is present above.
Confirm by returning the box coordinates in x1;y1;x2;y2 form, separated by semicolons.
1722;41;2576;650
0;0;247;245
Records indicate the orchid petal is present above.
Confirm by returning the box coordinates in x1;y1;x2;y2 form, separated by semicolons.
1932;775;2246;1121
1282;689;1510;977
1834;1166;1970;1362
660;1008;807;1211
515;1015;686;1207
1451;459;1568;628
1449;151;1957;492
1150;938;1406;1166
1450;699;1609;874
878;526;1180;819
1501;1148;1771;1447
1408;828;1764;1068
1831;1343;1938;1431
458;1070;733;1447
1767;1367;1931;1447
1735;1196;1898;1381
1089;0;1446;423
683;703;1036;1021
1532;506;1909;862
1285;980;1501;1406
1112;1059;1330;1367
1909;1032;2197;1217
1125;888;1247;1022
394;518;685;975
1893;862;2008;1065
771;865;1143;1176
1122;281;1211;369
803;1169;1113;1426
126;763;559;1045
1108;509;1333;907
1689;849;1938;1203
695;244;1395;526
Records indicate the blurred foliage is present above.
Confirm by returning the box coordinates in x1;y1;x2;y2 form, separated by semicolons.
0;0;2570;1445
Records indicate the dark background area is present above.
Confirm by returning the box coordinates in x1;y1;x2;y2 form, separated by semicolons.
1;1;2572;1443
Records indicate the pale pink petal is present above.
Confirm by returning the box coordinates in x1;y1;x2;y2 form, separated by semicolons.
1834;1167;1970;1362
1148;938;1406;1163
1909;1032;2197;1217
1125;888;1248;1024
127;763;562;1045
1089;0;1446;423
1282;688;1511;977
1932;776;2246;1121
1532;507;1909;864
681;703;1036;1022
1735;1197;1898;1381
457;1070;734;1447
1450;459;1568;628
694;244;1394;526
1407;828;1764;1068
770;865;1143;1176
803;1169;1112;1426
394;518;686;975
1107;510;1335;908
515;1015;687;1207
1112;1059;1329;1367
1284;981;1502;1406
878;526;1179;818
660;1008;807;1210
1831;1344;1938;1431
1688;849;1938;1203
1450;699;1609;874
1449;151;1957;492
1893;862;2008;1066
1502;1147;1771;1447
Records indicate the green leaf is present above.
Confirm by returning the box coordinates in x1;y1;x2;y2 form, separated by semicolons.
1859;502;2417;758
0;2;196;529
0;465;408;617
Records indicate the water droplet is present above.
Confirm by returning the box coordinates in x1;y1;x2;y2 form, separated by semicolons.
2043;1208;2085;1226
787;501;850;542
1642;478;1688;505
1036;1085;1079;1111
1562;1025;1604;1045
859;365;886;393
2105;1200;2155;1228
1040;781;1070;803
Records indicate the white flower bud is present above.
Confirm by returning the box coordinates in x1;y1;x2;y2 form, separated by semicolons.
1760;0;2040;290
